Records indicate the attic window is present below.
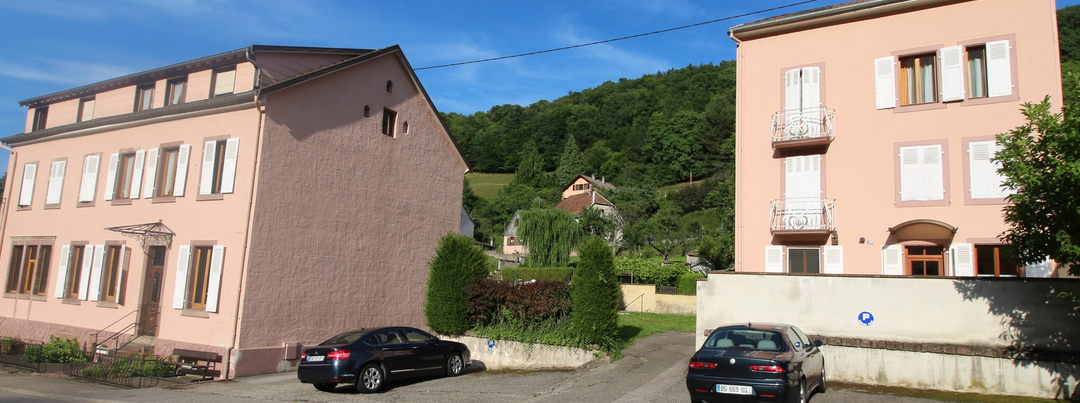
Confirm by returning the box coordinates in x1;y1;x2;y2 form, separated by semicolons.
382;108;397;137
364;105;370;118
386;80;393;93
31;107;48;131
402;121;409;134
211;67;236;97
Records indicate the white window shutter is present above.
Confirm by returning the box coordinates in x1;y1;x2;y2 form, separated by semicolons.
173;245;191;309
173;144;191;197
986;40;1012;98
969;141;995;199
784;69;802;138
54;245;71;298
116;246;129;305
130;150;145;199
104;153;119;201
45;160;65;205
882;244;904;275
78;246;94;300
922;145;944;201
88;245;106;301
801;67;821;137
206;245;225;313
765;246;784;273
899;147;921;201
823;245;843;274
199;140;216;195
875;56;896;109
18;163;36;207
951;243;974;276
220;138;239;193
940;46;965;102
143;148;158;198
79;155;100;202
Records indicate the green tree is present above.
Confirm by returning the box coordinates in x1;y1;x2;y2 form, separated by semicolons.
1059;5;1080;63
513;142;545;188
578;207;615;238
556;135;588;186
424;233;491;335
640;203;692;261
642;111;710;185
995;92;1080;273
571;237;620;348
702;174;736;270
518;209;584;267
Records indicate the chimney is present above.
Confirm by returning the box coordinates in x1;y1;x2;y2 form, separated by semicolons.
602;176;605;184
591;174;595;180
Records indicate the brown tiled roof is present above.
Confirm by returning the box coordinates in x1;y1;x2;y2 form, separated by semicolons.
555;191;613;215
562;175;616;193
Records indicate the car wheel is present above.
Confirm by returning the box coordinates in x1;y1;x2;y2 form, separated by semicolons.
818;364;827;393
313;383;336;392
786;377;806;403
356;364;384;393
446;352;464;377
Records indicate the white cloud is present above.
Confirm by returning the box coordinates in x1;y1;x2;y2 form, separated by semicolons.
0;59;134;87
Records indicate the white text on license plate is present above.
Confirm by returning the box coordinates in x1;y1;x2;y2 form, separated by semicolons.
716;384;753;395
308;356;325;362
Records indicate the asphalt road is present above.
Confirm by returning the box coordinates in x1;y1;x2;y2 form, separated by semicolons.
0;332;1004;403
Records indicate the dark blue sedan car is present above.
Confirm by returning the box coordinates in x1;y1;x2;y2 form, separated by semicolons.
686;322;825;403
297;326;471;393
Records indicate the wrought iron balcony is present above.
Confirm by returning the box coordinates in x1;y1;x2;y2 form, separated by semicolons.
770;197;836;235
771;107;835;148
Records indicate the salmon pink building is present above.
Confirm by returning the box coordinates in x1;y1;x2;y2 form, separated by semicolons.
728;0;1062;277
0;45;468;377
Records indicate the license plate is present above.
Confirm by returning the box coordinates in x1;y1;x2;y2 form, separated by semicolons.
716;384;753;395
307;355;325;362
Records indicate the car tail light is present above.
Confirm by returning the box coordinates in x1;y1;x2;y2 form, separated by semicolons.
327;349;351;361
688;361;717;369
749;365;785;373
301;353;307;360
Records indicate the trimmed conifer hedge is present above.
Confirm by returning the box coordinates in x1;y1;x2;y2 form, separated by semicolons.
570;237;620;348
424;232;490;335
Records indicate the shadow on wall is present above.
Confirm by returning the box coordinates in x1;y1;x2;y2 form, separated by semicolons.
954;279;1080;400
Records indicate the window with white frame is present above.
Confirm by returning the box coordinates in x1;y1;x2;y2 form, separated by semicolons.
143;144;191;199
899;144;944;202
105;150;146;201
211;67;236;97
781;67;822;139
17;163;37;209
86;244;127;303
968;140;1013;199
78;154;101;204
877;39;1014;109
198;138;239;196
45;159;66;207
173;244;225;312
54;244;88;300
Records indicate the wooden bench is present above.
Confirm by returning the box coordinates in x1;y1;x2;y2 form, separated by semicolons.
164;349;220;381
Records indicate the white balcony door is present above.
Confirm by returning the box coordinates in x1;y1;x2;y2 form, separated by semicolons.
784;155;822;229
783;67;821;139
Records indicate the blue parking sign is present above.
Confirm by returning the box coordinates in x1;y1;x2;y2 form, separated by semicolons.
858;311;874;326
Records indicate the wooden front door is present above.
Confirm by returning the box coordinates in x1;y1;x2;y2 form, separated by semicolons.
906;246;945;276
138;246;166;336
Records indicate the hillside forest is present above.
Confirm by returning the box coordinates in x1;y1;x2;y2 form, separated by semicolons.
449;5;1080;267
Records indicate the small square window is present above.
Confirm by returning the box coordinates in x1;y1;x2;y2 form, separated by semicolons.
134;85;154;111
77;98;95;122
382;108;397;137
211;68;236;97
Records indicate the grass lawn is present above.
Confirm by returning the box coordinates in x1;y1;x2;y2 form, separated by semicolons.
615;312;695;354
466;172;515;199
681;208;721;232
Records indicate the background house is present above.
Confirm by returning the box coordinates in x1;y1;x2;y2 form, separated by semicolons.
0;45;468;378
501;175;620;255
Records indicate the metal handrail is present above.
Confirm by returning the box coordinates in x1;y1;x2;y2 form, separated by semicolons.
771;107;836;144
770;198;837;232
92;310;138;352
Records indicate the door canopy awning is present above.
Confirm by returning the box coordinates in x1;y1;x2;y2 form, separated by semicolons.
104;220;175;250
888;219;957;243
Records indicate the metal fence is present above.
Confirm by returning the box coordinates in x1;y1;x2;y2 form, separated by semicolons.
63;350;178;389
0;338;44;372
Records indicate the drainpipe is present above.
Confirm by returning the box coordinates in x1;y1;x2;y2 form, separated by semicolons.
728;29;743;273
225;47;265;380
0;143;16;318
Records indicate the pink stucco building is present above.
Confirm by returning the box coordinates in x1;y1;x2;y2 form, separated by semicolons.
728;0;1063;276
0;45;468;377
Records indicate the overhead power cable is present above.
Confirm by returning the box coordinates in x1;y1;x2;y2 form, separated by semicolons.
415;0;819;70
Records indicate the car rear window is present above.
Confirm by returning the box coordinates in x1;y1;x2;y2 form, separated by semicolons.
321;331;367;345
705;329;784;350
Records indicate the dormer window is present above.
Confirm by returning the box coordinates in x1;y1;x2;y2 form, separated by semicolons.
31;107;48;131
134;84;154;111
77;98;95;122
211;67;236;97
166;77;187;106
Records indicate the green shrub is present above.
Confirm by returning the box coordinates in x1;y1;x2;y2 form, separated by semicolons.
23;336;88;363
676;272;705;294
501;267;573;282
571;237;620;349
425;232;491;335
614;257;686;286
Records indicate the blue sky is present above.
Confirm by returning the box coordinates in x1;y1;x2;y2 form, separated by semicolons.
0;0;1077;176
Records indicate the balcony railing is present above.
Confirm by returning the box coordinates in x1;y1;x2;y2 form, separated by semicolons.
771;107;835;148
770;197;836;234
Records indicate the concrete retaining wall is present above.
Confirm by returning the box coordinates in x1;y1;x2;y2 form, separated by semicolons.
445;336;596;369
620;284;696;315
696;272;1080;398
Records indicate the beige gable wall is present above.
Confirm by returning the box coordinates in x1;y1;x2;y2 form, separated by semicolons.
733;0;1062;275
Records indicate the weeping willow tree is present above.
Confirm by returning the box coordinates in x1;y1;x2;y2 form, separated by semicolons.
518;209;584;267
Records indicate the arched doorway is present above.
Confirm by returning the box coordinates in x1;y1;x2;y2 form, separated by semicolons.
887;219;957;276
